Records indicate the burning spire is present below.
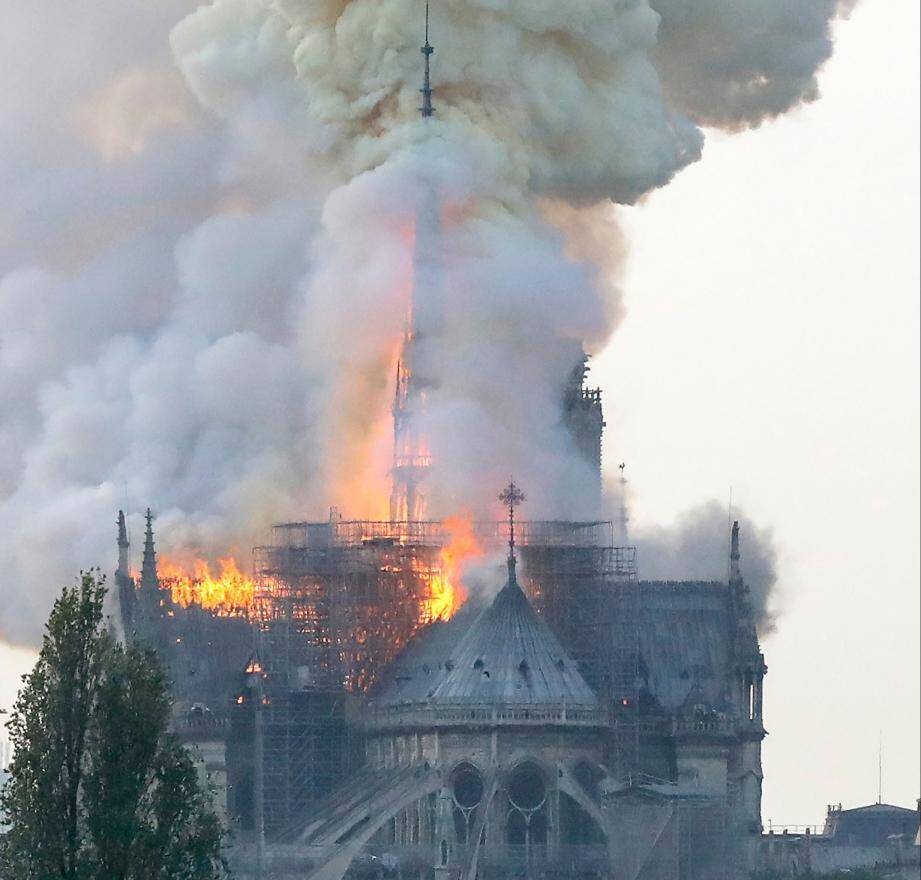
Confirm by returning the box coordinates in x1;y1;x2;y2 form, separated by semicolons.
390;4;440;524
419;3;435;119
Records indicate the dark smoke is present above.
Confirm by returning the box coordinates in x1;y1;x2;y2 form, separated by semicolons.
650;0;857;129
634;501;779;633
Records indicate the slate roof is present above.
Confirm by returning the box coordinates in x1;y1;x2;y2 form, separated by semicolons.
372;562;597;709
632;582;734;711
368;603;475;706
824;803;921;846
372;579;745;714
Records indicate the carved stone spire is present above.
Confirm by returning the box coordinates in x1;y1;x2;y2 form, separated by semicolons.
140;508;159;593
116;509;129;578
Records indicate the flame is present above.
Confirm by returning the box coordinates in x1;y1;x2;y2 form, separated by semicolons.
425;513;482;623
158;556;255;613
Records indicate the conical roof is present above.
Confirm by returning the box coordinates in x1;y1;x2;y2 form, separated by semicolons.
426;561;597;707
368;604;475;706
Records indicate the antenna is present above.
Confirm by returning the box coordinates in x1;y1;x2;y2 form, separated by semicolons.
878;730;883;804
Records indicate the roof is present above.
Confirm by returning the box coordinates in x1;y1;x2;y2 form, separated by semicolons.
835;802;917;816
427;561;597;707
632;582;734;711
825;802;920;846
372;561;597;710
368;604;475;706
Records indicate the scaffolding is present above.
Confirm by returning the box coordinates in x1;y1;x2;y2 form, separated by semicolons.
520;543;641;778
251;517;634;692
228;687;355;840
244;515;635;840
252;535;448;694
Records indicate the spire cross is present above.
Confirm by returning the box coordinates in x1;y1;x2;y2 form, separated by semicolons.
499;480;526;561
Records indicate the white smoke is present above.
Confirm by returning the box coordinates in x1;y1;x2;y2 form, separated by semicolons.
0;0;850;644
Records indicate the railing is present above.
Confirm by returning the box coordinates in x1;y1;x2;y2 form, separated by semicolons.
763;822;828;837
672;717;737;736
366;702;605;730
392;455;433;470
173;716;230;733
266;519;628;551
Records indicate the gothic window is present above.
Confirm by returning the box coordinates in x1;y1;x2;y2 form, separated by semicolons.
505;762;548;850
451;763;483;845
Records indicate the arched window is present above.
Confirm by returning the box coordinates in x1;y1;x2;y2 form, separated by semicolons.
529;812;547;846
508;762;545;811
506;809;527;845
505;762;548;853
451;763;483;845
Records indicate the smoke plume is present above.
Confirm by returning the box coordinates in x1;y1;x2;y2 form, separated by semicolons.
634;502;779;632
0;0;849;644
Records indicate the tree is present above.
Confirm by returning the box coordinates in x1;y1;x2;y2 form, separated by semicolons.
0;572;228;880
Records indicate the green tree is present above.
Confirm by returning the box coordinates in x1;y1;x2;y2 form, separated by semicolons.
0;572;228;880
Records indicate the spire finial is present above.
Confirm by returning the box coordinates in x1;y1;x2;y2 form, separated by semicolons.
617;462;629;544
498;480;526;584
420;2;435;119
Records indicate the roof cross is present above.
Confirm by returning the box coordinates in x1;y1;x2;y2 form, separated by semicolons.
498;480;526;565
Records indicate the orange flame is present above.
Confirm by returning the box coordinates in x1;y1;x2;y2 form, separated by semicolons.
425;513;482;622
158;556;255;613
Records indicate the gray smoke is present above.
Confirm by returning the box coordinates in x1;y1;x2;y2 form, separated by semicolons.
634;501;779;632
650;0;858;129
0;0;848;645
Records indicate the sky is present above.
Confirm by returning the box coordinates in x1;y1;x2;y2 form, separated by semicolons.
595;0;921;823
0;0;917;827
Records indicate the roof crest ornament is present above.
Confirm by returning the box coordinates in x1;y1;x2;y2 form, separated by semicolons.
498;479;526;586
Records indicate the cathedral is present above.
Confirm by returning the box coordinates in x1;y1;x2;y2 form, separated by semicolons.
115;13;769;878
251;514;767;880
117;490;768;880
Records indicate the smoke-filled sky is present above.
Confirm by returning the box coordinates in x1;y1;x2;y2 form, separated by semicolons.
0;0;917;822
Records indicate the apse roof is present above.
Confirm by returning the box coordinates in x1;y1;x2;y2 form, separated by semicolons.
430;566;597;706
374;559;597;710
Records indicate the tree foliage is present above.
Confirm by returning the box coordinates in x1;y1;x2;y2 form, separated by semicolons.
0;572;228;880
